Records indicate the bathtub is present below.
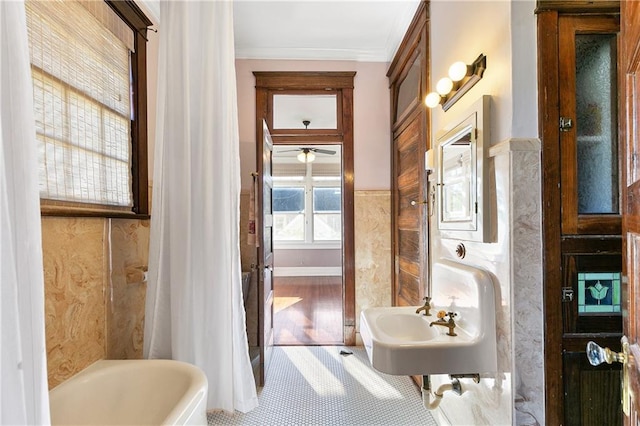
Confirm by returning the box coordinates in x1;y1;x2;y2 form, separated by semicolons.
49;360;208;425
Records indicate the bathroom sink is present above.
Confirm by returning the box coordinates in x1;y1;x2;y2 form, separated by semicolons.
374;311;439;342
360;259;498;376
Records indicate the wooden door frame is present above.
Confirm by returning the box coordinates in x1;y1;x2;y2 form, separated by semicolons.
537;2;621;424
621;1;640;422
254;71;356;345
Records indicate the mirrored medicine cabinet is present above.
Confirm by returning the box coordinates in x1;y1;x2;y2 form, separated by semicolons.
436;95;490;242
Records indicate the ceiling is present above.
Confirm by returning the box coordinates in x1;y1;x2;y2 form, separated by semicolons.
233;1;420;62
141;1;421;62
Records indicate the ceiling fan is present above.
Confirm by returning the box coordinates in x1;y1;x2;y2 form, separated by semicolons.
279;147;336;163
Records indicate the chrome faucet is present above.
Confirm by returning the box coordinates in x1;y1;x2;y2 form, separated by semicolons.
415;296;432;316
430;311;457;336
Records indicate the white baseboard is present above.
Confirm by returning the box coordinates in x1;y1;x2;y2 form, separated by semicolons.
274;266;342;277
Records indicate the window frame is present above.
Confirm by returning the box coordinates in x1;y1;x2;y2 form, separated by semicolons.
273;172;342;249
38;0;152;218
311;185;342;242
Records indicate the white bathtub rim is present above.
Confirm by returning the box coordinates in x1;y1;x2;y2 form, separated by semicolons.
50;359;208;426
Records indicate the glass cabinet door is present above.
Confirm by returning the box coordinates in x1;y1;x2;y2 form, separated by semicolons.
559;16;621;235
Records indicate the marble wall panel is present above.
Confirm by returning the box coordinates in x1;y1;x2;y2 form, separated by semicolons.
354;191;392;332
509;143;544;426
108;218;150;359
42;217;107;388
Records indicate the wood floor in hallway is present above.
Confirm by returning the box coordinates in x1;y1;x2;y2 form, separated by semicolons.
273;276;343;345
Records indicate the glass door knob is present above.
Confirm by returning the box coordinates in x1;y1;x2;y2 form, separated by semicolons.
586;338;631;415
586;340;624;366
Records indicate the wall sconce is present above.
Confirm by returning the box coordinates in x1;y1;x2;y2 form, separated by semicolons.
425;54;486;111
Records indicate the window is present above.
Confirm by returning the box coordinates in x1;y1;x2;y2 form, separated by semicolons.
272;153;342;246
273;187;305;241
313;187;341;240
25;0;151;216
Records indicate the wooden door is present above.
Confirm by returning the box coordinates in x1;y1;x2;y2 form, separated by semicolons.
257;120;274;386
388;1;428;308
393;116;427;306
621;1;640;423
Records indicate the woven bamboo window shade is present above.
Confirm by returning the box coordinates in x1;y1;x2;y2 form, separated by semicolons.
25;0;135;209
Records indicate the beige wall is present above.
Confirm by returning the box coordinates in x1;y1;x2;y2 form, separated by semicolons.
42;217;149;388
274;249;342;268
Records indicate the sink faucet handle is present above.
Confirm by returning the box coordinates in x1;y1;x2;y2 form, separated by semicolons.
446;311;457;320
416;297;432;315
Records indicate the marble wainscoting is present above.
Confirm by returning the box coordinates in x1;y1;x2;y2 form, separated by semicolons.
42;216;150;388
497;140;544;426
42;218;108;388
354;190;392;335
108;219;150;360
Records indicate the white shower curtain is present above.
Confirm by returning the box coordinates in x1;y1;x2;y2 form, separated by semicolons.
0;1;51;424
144;1;258;413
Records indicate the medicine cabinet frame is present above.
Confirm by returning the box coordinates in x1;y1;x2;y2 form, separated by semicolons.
436;95;490;242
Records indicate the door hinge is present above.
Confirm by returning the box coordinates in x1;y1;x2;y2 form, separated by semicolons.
559;117;573;132
562;287;574;302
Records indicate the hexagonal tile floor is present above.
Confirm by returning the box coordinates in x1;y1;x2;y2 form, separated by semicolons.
208;346;437;425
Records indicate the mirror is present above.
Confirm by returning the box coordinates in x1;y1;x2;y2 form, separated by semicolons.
437;95;490;242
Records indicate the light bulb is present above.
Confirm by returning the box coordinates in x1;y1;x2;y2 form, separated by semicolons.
436;77;454;95
424;92;441;108
448;61;468;82
297;151;316;163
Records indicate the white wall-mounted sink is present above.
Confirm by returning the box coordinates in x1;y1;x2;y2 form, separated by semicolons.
374;310;439;342
360;259;497;376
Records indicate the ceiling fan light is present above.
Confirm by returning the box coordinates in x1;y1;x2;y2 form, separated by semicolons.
297;150;316;163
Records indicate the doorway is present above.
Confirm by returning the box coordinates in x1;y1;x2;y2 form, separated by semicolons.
254;71;356;383
272;144;344;345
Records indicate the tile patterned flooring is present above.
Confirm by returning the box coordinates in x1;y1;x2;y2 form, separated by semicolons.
208;346;437;425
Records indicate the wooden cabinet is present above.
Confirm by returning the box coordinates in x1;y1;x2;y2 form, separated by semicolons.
538;3;623;424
